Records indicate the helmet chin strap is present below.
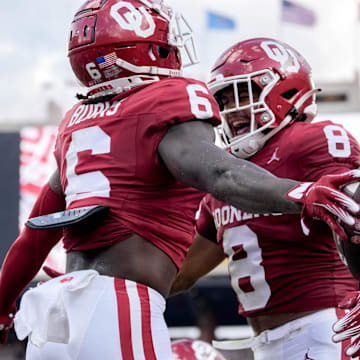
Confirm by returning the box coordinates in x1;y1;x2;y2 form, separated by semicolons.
80;57;183;100
85;75;161;99
116;58;182;77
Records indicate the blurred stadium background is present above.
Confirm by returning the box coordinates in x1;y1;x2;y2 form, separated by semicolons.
1;0;360;358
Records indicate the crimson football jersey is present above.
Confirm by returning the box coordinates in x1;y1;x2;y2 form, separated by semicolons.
196;120;360;317
54;77;221;268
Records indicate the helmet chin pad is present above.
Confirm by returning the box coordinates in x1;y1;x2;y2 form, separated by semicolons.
303;103;318;123
217;126;266;159
231;133;266;159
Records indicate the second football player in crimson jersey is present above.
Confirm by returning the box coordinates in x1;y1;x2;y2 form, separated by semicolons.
1;3;360;359
171;38;360;360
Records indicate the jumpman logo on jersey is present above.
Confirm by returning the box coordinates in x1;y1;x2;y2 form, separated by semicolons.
304;349;315;360
267;147;280;164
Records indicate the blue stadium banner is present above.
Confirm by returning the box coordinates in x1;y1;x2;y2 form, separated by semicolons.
207;11;236;30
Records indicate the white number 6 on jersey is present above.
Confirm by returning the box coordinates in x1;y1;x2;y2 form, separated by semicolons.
65;126;111;207
187;84;214;119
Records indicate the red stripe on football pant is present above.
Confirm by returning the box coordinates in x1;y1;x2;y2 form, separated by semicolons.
115;278;135;360
137;283;157;360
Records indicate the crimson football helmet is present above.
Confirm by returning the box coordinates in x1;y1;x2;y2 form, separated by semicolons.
208;37;319;158
68;0;199;98
171;339;225;360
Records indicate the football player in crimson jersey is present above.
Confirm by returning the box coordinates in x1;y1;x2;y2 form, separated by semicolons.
171;38;360;360
0;3;360;358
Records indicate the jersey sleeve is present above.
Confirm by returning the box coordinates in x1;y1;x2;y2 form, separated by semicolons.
0;183;64;316
138;77;221;128
289;121;360;180
125;77;222;183
195;195;218;243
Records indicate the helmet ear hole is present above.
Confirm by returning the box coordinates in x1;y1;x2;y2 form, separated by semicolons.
281;88;298;100
157;46;170;59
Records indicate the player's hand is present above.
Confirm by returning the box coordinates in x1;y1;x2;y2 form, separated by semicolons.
0;309;16;344
286;170;360;240
333;291;360;358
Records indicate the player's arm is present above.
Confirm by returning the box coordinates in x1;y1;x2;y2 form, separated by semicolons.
0;169;65;343
170;232;225;296
159;120;298;214
158;120;360;239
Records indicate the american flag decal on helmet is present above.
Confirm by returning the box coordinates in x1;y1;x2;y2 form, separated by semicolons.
96;52;118;69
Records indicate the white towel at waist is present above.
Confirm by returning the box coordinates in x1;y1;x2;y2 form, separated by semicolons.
14;270;98;347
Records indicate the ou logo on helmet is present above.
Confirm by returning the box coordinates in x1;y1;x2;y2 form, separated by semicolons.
110;1;156;38
261;40;300;73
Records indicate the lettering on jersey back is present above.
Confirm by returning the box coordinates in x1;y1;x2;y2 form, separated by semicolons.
212;205;282;229
67;99;124;128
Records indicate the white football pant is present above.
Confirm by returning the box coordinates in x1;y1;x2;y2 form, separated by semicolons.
251;308;355;360
21;271;173;359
